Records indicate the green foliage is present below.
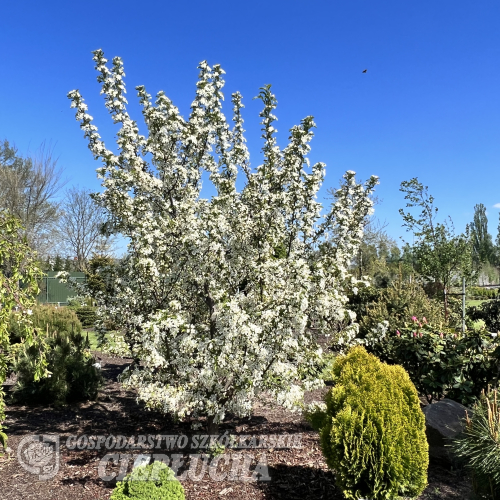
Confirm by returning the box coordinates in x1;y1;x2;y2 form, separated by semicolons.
318;346;428;500
8;304;82;344
399;178;475;319
470;205;495;268
12;328;102;405
110;462;185;500
85;254;118;298
364;319;500;405
469;203;495;266
451;389;500;499
84;254;120;338
304;402;329;432
0;210;46;448
467;300;500;333
351;223;407;287
66;296;96;328
355;276;445;338
468;286;498;300
74;306;97;328
66;295;92;308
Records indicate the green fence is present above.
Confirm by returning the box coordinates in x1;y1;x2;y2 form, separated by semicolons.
37;272;86;305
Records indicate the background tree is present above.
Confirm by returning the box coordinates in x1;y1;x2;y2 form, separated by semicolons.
0;140;65;258
399;178;475;320
56;186;115;272
468;203;494;266
352;218;404;287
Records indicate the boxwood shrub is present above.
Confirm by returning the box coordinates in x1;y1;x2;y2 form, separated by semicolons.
110;462;185;500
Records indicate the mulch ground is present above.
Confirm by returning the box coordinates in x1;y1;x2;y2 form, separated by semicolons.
0;352;473;500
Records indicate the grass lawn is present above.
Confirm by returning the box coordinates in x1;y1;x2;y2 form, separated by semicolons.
466;299;490;307
83;329;127;352
83;329;103;350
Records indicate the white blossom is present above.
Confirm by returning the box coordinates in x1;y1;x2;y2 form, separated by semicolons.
68;50;378;425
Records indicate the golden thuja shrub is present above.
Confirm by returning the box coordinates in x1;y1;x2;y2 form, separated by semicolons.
319;346;429;500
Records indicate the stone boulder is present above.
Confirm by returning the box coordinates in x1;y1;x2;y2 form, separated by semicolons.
422;398;471;461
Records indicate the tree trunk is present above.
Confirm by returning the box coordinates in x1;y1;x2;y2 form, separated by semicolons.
444;287;449;322
207;416;219;435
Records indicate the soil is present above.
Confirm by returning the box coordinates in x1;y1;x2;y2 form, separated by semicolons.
0;352;473;500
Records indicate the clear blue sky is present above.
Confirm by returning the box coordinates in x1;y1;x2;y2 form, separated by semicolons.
1;0;499;246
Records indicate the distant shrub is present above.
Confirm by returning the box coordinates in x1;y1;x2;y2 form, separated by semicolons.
355;277;445;339
110;462;185;500
363;318;500;405
66;295;91;308
467;300;500;333
74;306;97;328
468;286;498;300
451;389;500;499
313;346;428;500
8;304;81;344
12;329;102;405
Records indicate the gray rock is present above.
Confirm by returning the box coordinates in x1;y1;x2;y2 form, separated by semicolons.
422;398;471;460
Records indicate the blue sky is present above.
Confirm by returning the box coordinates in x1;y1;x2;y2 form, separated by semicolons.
1;0;499;247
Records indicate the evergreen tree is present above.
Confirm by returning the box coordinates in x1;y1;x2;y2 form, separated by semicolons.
53;255;64;271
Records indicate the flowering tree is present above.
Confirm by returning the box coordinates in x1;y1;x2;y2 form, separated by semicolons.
0;211;46;448
68;50;378;430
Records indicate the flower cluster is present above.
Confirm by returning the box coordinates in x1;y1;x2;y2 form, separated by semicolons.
68;50;378;425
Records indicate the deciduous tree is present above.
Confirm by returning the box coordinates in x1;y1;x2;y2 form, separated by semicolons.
0;211;47;448
0;140;65;258
57;186;115;271
68;50;377;430
399;178;475;320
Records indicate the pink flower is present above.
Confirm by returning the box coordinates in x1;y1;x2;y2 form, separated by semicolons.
419;322;422;328
413;331;417;337
412;316;418;322
396;330;401;337
423;317;427;323
419;332;423;338
439;332;443;338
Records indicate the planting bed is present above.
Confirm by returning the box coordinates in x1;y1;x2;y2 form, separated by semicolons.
0;352;472;500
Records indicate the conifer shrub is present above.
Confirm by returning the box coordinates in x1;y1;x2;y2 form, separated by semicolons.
74;306;97;328
67;296;97;328
110;462;185;500
12;329;102;405
451;389;500;499
8;304;82;343
316;346;428;500
468;286;498;300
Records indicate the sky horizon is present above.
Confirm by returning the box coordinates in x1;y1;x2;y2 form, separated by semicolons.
2;0;499;250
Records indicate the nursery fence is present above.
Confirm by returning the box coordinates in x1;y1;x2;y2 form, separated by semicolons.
36;272;86;305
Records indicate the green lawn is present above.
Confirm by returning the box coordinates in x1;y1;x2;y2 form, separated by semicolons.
83;329;126;352
83;329;102;350
466;299;491;307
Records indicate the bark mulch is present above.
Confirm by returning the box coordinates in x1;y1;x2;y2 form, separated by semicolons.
0;352;473;500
